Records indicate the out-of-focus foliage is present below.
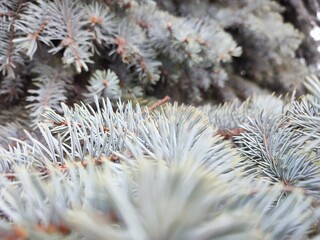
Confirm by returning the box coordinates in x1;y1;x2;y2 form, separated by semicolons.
0;0;317;121
1;86;320;238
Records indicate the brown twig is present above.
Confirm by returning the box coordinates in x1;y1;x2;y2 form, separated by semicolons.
217;128;246;140
249;183;307;195
148;96;171;111
30;18;48;40
36;223;71;235
0;11;16;17
2;225;28;240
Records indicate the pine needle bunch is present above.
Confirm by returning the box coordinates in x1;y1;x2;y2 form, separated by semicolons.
0;111;315;239
236;114;320;198
26;62;74;126
84;69;121;103
0;82;320;238
0;74;25;102
201;78;320;201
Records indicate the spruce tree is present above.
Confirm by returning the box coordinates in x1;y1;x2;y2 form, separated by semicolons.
1;0;320;239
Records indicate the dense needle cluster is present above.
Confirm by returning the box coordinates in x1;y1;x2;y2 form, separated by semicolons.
1;0;320;239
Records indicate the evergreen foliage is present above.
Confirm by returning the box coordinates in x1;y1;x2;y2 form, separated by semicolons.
2;0;320;239
0;0;316;113
0;90;320;239
1;77;320;238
